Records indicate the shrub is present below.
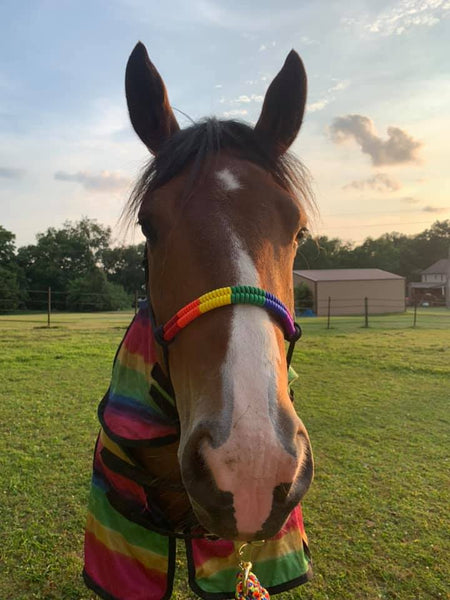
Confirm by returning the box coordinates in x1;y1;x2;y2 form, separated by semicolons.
294;282;314;312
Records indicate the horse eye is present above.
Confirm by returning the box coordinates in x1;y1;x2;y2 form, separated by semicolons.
296;227;310;243
139;220;157;244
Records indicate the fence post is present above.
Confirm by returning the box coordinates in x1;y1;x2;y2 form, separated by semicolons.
364;297;369;328
47;286;51;328
413;300;417;327
327;296;331;329
134;290;138;315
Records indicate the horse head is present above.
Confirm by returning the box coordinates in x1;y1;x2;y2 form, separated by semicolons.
125;42;313;541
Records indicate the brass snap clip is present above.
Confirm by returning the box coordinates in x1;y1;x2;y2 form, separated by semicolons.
237;541;265;596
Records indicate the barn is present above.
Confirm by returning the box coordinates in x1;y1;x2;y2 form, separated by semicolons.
293;269;406;316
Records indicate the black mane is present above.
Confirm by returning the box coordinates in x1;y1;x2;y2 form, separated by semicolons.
124;118;313;223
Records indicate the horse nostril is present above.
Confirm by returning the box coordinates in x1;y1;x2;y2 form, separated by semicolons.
191;448;208;478
296;420;309;437
181;426;215;484
273;482;293;503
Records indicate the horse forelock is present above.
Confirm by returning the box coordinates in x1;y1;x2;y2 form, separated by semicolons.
122;118;315;228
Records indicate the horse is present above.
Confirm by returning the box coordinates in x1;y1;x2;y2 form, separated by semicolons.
84;42;314;600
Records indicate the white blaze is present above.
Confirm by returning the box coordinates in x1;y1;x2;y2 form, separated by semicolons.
202;236;297;534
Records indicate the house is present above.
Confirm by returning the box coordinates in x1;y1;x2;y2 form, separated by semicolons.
409;258;450;306
293;268;405;316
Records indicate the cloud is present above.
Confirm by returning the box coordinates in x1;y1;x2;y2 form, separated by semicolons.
344;173;402;192
422;205;448;213
258;40;276;52
222;109;248;118
400;197;419;204
190;0;307;33
329;81;349;93
54;170;130;192
308;98;330;113
232;94;264;104
0;167;26;179
215;84;223;89
300;36;319;45
330;114;423;166
307;80;349;113
342;0;449;37
91;100;129;138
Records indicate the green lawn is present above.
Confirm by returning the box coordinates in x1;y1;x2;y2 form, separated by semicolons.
0;311;448;599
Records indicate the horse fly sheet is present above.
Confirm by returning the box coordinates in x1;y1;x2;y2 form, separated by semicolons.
84;302;312;600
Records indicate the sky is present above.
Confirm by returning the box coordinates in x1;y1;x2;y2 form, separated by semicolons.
1;0;449;249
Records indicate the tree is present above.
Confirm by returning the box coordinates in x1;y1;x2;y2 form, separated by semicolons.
0;226;25;312
66;270;130;311
17;218;112;308
350;233;409;274
410;220;450;277
101;243;146;295
0;225;17;267
0;266;22;312
294;236;353;270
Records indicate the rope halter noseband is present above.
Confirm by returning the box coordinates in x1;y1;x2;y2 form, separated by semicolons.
150;285;302;373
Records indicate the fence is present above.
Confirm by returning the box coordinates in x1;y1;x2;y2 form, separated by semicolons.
315;296;406;317
1;294;448;333
0;287;141;326
296;296;449;330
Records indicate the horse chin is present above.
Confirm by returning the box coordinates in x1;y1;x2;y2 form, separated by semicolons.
189;497;266;542
188;493;238;540
189;493;298;542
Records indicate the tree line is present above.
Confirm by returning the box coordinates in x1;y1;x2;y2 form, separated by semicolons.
0;219;145;312
1;218;449;312
294;220;449;278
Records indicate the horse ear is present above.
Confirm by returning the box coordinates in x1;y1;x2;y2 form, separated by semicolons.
125;42;180;155
254;50;307;156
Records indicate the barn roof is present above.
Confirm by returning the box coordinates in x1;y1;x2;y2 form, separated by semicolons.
293;268;404;282
409;282;444;289
421;258;449;274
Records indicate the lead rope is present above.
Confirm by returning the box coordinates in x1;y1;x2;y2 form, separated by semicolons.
235;543;270;599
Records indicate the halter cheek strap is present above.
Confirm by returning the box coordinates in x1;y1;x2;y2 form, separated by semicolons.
149;285;302;375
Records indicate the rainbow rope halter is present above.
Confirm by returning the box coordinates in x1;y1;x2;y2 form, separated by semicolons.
158;286;297;342
151;285;302;372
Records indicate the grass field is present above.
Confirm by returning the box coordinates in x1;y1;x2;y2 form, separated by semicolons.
0;310;448;599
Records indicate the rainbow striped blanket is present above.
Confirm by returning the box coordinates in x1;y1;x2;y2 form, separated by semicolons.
84;303;312;600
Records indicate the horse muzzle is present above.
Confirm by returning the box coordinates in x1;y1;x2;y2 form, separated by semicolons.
179;420;313;541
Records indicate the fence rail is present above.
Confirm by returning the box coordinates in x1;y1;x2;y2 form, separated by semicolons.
1;291;448;331
296;296;449;329
0;287;141;325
